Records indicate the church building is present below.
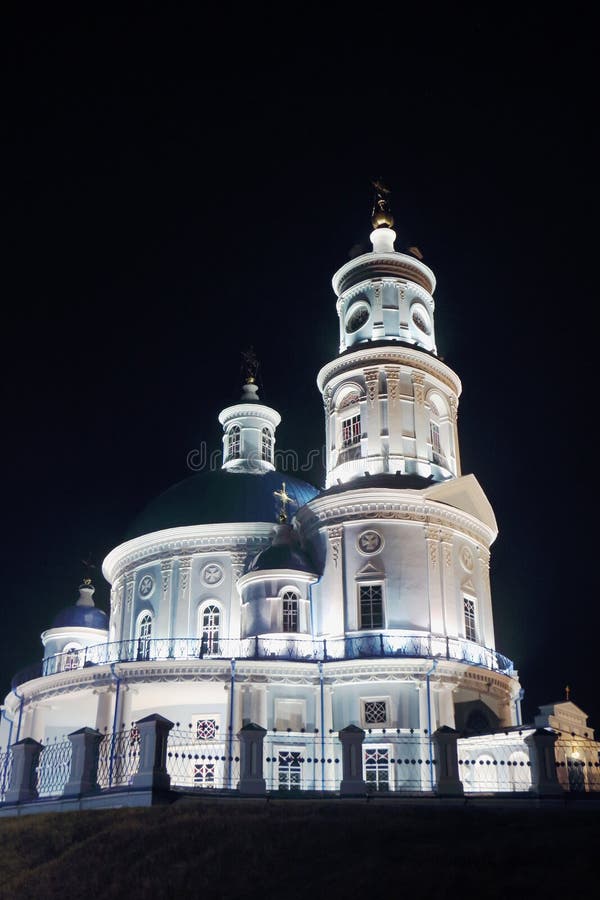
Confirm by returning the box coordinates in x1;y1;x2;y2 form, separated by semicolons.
1;187;598;800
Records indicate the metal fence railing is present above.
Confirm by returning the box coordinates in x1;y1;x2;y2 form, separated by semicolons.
36;738;72;798
264;732;342;792
97;729;140;789
166;728;240;790
12;632;514;688
0;748;13;803
458;733;535;793
554;738;600;793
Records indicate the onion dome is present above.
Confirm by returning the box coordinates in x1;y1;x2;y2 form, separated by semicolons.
248;523;315;574
50;580;108;630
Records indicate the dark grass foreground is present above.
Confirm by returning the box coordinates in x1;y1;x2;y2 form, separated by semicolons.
0;799;598;899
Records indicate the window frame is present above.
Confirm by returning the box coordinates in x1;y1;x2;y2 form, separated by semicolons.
463;595;477;643
226;424;241;461
358;582;385;630
281;589;300;633
199;602;222;655
340;412;361;450
261;426;273;463
136;611;153;661
360;697;390;728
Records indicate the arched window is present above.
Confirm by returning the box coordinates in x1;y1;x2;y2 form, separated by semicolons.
463;596;477;643
227;425;241;461
261;427;273;463
200;604;220;655
62;643;83;671
137;612;153;661
281;590;299;633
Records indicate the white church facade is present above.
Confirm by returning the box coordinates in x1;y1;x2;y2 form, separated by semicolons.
1;190;598;803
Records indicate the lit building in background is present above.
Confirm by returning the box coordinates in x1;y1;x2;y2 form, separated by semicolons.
1;187;598;800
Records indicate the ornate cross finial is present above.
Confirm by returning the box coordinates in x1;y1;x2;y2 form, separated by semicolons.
565;684;570;701
241;346;259;385
370;177;394;229
273;482;297;523
81;553;96;585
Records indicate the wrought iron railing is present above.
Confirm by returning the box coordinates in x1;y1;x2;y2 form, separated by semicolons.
457;733;535;793
36;738;72;797
166;728;240;790
97;729;140;789
0;748;13;802
11;632;514;688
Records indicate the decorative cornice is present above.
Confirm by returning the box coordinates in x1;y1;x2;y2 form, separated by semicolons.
317;346;461;397
299;491;494;546
103;524;274;584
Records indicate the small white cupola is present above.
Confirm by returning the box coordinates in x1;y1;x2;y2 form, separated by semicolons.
218;348;281;474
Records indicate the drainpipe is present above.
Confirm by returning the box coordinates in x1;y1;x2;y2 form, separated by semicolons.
1;707;14;798
318;661;325;791
514;688;524;727
13;686;24;744
228;658;236;788
108;662;122;789
424;658;439;791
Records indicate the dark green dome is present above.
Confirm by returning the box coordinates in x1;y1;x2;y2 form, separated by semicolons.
126;470;320;540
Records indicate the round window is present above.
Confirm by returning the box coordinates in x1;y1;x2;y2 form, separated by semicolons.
345;302;370;334
411;303;432;335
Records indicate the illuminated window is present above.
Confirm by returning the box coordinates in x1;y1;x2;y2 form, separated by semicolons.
341;414;361;449
62;644;82;671
194;763;215;787
464;597;476;642
137;613;153;661
364;747;390;791
261;427;273;463
227;425;241;461
359;584;384;629
363;700;388;726
282;590;299;632
196;718;218;741
278;750;302;791
200;604;220;655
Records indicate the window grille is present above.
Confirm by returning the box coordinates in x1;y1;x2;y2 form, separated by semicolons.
282;591;299;632
201;605;220;654
137;614;152;661
364;747;390;791
341;414;361;449
196;718;218;741
261;427;273;462
227;425;241;461
63;647;82;671
278;750;302;791
359;584;383;629
194;763;215;786
464;597;476;642
364;700;387;725
430;421;441;454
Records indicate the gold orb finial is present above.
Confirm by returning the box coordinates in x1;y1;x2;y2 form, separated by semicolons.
371;177;394;229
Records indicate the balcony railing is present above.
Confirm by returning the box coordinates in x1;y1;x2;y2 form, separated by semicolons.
11;633;514;689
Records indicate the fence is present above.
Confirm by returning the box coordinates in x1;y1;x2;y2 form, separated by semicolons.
2;720;599;812
0;748;12;803
166;727;240;790
97;729;141;789
36;738;72;797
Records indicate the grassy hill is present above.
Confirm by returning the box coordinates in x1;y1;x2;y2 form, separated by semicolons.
0;798;599;899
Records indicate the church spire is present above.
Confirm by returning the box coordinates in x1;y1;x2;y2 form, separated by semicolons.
218;350;281;474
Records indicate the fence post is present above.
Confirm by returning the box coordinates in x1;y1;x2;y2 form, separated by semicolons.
131;714;174;791
432;726;464;797
4;738;43;804
64;727;103;796
525;728;563;796
238;723;267;795
338;725;366;796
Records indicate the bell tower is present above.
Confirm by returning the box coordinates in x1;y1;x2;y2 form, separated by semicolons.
318;182;462;488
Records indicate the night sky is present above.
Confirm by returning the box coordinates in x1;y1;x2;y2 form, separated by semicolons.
2;10;598;731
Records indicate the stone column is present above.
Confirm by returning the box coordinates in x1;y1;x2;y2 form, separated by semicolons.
238;723;267;795
432;726;464;797
131;714;174;791
525;729;563;796
64;728;103;796
338;725;366;796
5;738;43;804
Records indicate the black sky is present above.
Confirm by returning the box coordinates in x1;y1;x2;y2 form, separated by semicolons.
2;9;598;730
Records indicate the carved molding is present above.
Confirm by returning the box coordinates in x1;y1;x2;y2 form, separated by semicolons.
327;524;343;568
365;367;379;404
